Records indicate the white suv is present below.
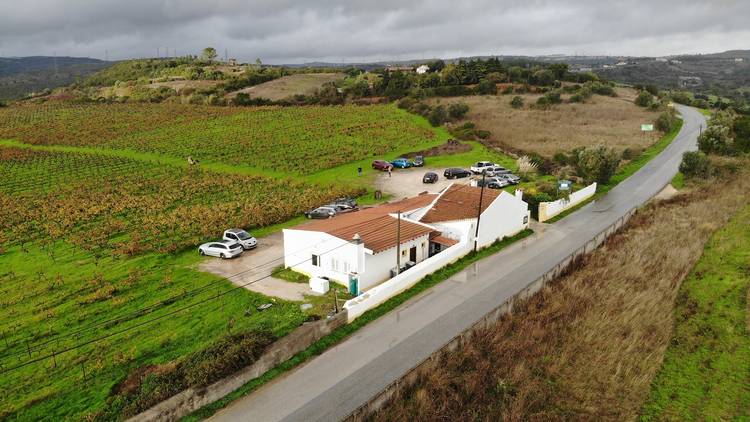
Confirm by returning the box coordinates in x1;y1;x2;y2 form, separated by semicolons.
223;228;257;250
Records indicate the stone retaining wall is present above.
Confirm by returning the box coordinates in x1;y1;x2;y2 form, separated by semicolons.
128;310;348;422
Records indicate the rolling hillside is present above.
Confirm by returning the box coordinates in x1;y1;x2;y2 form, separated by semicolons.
0;56;110;101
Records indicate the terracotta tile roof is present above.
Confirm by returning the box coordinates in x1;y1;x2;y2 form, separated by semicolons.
420;184;500;223
294;195;437;253
430;233;459;247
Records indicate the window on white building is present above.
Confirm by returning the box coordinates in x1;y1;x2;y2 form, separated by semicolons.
312;254;320;267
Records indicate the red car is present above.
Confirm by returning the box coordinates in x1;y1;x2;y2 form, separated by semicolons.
372;160;392;171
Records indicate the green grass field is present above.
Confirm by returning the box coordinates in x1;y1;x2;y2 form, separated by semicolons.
0;146;362;419
0;100;471;419
640;204;750;421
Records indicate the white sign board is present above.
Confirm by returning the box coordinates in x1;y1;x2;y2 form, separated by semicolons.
641;124;654;132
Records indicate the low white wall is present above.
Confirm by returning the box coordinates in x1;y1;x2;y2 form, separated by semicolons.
343;236;473;321
538;182;597;222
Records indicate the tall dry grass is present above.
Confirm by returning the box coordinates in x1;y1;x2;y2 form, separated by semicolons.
430;88;660;158
368;160;750;422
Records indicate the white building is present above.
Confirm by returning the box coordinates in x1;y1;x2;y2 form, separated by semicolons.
416;64;430;74
283;184;530;293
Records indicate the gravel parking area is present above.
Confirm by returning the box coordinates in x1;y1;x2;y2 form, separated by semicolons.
374;167;473;199
199;232;318;301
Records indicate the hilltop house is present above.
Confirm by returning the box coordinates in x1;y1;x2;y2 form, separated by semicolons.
282;184;530;293
415;64;430;74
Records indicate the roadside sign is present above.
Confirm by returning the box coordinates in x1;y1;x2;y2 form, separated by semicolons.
641;124;654;132
558;180;572;191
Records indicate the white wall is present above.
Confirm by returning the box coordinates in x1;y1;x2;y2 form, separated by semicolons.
358;234;431;291
538;182;597;222
344;235;473;321
283;229;364;286
343;192;530;321
284;229;431;292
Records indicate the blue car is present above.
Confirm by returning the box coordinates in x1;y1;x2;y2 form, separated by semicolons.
390;158;412;169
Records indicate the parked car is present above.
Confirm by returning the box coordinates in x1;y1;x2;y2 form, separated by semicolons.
475;176;511;189
223;228;257;250
198;240;244;259
422;171;438;184
411;155;425;167
470;161;498;174
483;165;511;177
332;197;357;209
305;206;337;219
497;173;521;184
390;158;412;169
324;203;350;213
444;168;472;179
372;160;392;171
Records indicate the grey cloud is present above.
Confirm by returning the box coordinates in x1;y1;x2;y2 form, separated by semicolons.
0;0;748;62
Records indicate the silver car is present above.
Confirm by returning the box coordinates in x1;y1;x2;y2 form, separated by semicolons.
199;240;244;259
223;228;257;250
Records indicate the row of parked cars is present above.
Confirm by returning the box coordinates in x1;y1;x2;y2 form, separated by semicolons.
304;197;358;219
372;155;425;171
198;228;258;259
423;161;521;189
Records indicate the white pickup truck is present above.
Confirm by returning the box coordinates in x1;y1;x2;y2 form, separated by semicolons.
470;161;498;174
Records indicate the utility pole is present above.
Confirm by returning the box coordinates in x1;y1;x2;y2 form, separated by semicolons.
395;211;402;275
474;172;486;252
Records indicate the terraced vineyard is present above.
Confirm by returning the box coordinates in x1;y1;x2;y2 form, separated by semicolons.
0;103;441;174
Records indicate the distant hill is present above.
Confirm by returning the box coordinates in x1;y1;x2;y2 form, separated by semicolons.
0;56;110;101
596;50;750;94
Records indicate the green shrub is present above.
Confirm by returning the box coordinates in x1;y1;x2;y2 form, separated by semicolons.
448;102;470;119
570;145;622;184
474;79;498;95
698;124;733;155
510;96;524;109
655;110;676;132
428;105;448;126
733;116;750;153
635;91;653;107
679;151;711;179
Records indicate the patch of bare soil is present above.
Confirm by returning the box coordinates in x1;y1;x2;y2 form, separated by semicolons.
403;139;472;158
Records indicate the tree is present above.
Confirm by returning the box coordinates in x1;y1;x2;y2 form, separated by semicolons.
571;146;622;184
635;91;653;107
201;47;217;62
733;116;750;153
679;151;711;179
510;96;524;109
448;102;469;119
655;110;676;132
474;79;497;95
428;105;448;126
698;123;733;154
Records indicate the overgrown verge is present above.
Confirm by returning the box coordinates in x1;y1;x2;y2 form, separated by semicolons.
367;158;749;421
182;229;533;421
545;118;683;223
640;204;750;420
90;330;276;420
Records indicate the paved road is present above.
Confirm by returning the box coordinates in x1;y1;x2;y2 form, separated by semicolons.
210;105;705;422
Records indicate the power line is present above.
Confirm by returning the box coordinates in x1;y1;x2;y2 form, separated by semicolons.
0;220;387;375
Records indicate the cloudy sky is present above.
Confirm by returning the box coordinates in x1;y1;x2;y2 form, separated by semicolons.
1;0;748;63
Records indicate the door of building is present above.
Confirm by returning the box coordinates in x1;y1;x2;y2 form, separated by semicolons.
409;246;417;263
